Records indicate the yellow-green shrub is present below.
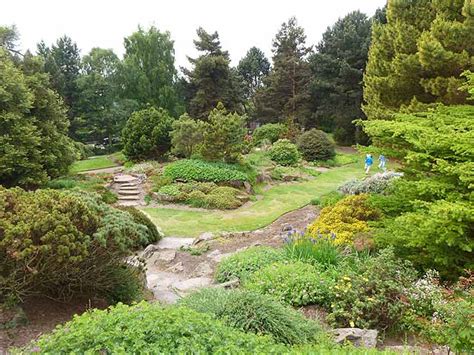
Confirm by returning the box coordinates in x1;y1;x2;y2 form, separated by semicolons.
307;194;380;245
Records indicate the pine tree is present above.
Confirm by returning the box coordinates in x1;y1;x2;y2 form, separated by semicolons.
255;17;312;127
363;0;474;120
309;11;372;144
183;28;244;119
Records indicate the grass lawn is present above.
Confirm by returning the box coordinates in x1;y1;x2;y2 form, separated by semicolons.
143;161;368;237
70;152;123;173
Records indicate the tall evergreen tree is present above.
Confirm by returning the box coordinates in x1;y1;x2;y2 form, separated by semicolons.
183;28;244;119
118;26;182;115
238;47;270;99
309;11;372;144
255;17;312;127
363;0;474;120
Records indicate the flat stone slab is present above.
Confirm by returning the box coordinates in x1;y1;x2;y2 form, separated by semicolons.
157;237;194;250
157;250;176;263
120;183;139;187
119;186;140;191
118;195;140;200
152;289;181;304
114;174;138;183
172;277;212;295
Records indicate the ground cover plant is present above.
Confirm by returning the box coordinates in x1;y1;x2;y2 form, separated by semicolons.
179;288;324;345
163;159;248;183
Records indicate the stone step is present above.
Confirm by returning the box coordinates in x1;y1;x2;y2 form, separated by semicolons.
118;195;140;201
114;174;139;183
119;186;140;191
118;190;140;196
120;183;139;187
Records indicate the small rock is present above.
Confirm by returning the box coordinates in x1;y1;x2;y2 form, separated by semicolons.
332;328;378;348
192;232;214;246
142;244;159;259
193;262;213;277
157;237;194;250
207;249;221;258
167;262;184;273
152;289;181;304
172;277;212;295
281;223;293;232
157;250;176;263
243;181;254;194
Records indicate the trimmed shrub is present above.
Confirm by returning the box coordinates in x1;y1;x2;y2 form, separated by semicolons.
186;190;208;208
30;302;289;353
170;113;206;158
252;123;287;146
204;186;242;209
0;187;148;305
268;139;300;166
297;129;335;162
338;172;403;195
122;107;173;161
116;206;163;245
215;247;287;283
163;159;248;183
180;288;323;345
244;262;334;306
307;194;380;245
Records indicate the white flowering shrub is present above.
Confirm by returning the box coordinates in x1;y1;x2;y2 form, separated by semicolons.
338;171;403;195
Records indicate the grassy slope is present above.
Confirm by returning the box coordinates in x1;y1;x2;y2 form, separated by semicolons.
143;163;365;237
70;153;122;173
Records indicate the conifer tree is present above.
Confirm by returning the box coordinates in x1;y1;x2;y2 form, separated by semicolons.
363;0;474;120
183;28;244;119
255;17;312;127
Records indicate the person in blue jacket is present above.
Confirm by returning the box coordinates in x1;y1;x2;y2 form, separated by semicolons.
365;154;373;174
378;154;387;171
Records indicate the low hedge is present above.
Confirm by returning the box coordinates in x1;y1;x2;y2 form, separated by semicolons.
117;206;164;246
163;159;248;183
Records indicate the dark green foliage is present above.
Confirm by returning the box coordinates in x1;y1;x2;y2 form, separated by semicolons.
252;123;287;145
118;26;182;115
183;28;244;119
268;139;300;166
309;11;371;144
363;0;474;120
215;247;287;283
0;48;76;188
0;187;148;305
180;288;323;345
284;237;341;269
117;206;163;245
122;107;174;161
163;159;247;183
297;129;335;161
328;248;418;330
255;18;312;126
200;103;247;163
237;47;270;100
363;105;474;277
244;262;334;306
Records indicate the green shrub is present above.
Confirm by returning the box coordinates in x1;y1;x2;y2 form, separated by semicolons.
327;248;417;330
122;107;173;161
205;186;242;209
284;235;341;269
46;178;77;189
297;129;335;161
253;123;287;146
116;206;163;245
101;189;118;204
268;139;300;166
310;191;344;207
180;182;217;194
0;187;148;305
180;288;323;345
31;302;291;353
186;190;208;208
244;262;334;306
163;159;248;183
170;113;206;158
151;174;173;190
215;247;287;283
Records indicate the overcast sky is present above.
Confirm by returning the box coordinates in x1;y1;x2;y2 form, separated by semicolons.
2;0;386;69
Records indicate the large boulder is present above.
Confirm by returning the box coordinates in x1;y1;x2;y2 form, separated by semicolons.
332;328;378;348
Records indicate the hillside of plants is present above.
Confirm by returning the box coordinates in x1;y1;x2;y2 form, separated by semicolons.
1;0;473;353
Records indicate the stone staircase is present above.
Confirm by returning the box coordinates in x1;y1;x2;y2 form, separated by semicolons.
113;174;145;206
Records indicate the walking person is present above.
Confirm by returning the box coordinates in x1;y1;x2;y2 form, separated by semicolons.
364;154;373;174
378;154;387;172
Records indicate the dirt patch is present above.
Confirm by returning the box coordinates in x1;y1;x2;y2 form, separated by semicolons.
0;297;108;351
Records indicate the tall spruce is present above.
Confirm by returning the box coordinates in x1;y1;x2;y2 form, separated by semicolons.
363;0;474;120
309;11;372;144
183;28;243;119
238;47;270;99
255;17;312;127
